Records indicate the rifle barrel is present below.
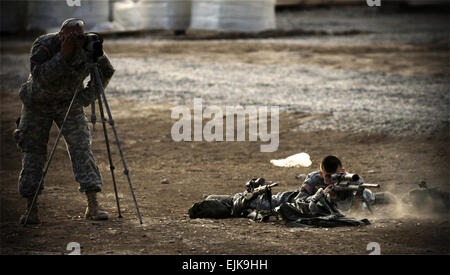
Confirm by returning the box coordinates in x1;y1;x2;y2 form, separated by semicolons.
361;183;380;188
333;182;380;192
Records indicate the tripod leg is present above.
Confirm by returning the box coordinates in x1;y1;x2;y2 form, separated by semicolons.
97;94;122;218
23;88;81;226
91;65;143;224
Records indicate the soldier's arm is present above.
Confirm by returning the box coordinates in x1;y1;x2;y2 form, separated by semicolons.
77;53;115;107
87;53;115;90
295;175;316;202
297;184;315;202
30;40;72;85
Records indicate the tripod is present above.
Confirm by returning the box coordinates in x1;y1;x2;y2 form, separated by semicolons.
23;63;143;226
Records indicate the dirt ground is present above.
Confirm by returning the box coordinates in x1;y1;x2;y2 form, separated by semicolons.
1;98;448;254
1;25;449;254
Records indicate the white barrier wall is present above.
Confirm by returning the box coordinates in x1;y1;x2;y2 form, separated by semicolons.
138;0;192;30
26;0;110;32
7;0;275;33
190;0;276;32
113;0;141;31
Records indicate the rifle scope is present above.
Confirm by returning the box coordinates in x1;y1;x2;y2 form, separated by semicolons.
331;173;360;182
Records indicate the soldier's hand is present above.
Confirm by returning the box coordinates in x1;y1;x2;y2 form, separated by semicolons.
77;87;94;107
244;185;268;201
324;185;336;201
61;32;83;61
311;188;325;202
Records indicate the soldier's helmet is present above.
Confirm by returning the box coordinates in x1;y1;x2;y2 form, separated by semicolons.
61;18;85;31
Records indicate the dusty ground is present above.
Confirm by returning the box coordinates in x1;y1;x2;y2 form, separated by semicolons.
1;7;449;255
1;96;448;255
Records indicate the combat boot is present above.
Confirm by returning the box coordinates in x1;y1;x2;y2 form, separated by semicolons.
19;196;41;224
85;191;108;220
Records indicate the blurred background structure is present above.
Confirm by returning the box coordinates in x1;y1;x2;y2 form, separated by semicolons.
0;0;448;34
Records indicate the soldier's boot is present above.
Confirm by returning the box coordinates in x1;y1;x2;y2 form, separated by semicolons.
19;196;41;224
374;191;398;205
85;191;108;220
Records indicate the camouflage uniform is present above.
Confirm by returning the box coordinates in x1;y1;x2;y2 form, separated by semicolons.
233;171;376;217
233;171;375;216
231;190;297;216
294;171;375;212
14;32;115;197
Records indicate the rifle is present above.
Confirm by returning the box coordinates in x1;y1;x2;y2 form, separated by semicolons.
244;178;278;221
330;173;380;213
331;173;380;192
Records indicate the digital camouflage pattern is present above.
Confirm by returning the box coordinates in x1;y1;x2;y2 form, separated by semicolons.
294;171;375;211
14;32;115;197
189;172;379;221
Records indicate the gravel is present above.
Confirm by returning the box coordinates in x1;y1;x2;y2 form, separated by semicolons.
109;56;449;136
2;53;447;136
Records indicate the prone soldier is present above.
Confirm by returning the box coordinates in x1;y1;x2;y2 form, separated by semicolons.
189;155;393;220
291;155;381;216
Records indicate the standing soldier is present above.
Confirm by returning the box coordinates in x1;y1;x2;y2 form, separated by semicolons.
14;18;115;224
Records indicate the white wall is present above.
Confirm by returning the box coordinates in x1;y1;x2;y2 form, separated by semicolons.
190;0;276;32
26;0;110;32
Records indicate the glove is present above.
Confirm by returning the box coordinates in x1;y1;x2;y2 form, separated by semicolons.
324;185;337;201
310;188;325;203
77;86;96;107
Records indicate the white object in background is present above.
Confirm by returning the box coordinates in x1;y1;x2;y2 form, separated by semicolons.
270;152;312;168
113;0;141;31
27;0;110;32
139;0;192;30
90;21;126;32
190;0;276;32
